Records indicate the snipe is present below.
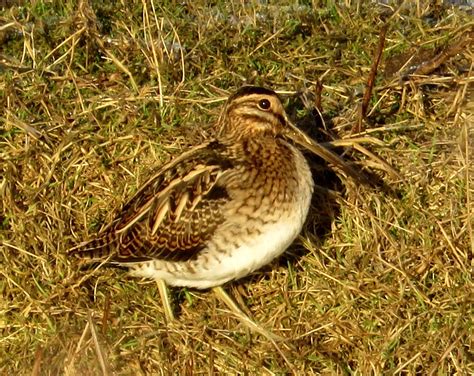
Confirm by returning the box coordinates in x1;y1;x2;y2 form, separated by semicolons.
71;86;361;336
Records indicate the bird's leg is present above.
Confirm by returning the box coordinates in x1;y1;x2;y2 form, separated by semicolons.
156;281;283;341
212;286;284;342
156;279;175;322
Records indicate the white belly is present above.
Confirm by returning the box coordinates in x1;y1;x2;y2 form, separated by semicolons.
191;217;305;288
131;215;306;289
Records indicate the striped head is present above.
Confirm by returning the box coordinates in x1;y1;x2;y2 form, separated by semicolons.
217;86;289;141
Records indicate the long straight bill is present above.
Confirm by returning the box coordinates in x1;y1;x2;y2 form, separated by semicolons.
285;120;370;184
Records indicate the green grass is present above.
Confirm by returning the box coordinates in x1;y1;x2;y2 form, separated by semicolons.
1;0;473;374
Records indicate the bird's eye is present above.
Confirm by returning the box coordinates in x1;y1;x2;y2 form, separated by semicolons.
258;99;271;110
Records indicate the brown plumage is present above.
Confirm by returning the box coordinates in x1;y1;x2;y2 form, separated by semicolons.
75;142;231;263
70;86;358;289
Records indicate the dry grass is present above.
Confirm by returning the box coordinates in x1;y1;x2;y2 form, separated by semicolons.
1;1;473;374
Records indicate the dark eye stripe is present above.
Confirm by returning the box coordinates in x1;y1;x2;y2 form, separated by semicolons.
239;111;285;127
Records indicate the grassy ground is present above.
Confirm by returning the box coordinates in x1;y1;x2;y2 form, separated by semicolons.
1;1;473;374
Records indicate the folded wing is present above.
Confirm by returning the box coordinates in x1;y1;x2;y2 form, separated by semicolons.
70;141;233;263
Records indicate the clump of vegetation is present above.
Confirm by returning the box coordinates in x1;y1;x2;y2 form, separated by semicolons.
1;1;472;374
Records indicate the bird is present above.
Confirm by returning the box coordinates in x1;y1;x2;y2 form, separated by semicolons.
70;86;363;335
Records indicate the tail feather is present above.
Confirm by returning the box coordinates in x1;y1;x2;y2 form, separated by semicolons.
68;233;118;261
